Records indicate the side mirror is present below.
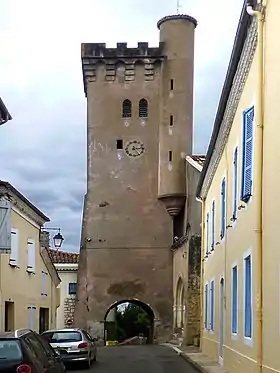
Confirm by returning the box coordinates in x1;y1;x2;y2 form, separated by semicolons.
92;337;98;342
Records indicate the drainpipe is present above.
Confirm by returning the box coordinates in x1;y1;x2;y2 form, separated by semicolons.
246;2;265;373
196;196;205;349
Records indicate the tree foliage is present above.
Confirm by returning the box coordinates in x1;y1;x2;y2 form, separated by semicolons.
115;303;152;342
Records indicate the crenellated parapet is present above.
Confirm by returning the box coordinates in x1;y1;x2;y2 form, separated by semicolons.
81;42;164;96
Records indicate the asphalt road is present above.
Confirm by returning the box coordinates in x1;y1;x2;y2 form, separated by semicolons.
69;345;198;373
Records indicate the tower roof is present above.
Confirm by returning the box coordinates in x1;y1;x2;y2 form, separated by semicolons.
157;14;198;29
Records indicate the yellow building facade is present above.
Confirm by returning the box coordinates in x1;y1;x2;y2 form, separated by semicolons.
0;181;60;333
196;1;280;373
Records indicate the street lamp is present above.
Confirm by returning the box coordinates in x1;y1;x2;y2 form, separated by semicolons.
41;227;65;249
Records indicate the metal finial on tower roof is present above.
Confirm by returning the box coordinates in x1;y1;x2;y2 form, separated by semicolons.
176;0;182;14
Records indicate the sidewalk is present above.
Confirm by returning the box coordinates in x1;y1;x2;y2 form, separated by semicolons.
162;343;228;373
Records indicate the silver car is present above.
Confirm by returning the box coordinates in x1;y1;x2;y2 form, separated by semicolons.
41;328;97;369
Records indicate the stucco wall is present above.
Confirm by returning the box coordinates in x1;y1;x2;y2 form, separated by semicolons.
0;209;58;332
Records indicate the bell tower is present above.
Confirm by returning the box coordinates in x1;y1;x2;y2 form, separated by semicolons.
75;14;197;341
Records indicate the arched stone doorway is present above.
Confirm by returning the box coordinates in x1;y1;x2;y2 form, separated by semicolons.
174;277;185;333
104;298;155;345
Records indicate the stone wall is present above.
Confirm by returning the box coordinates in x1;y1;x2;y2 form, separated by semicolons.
184;235;201;345
64;297;76;327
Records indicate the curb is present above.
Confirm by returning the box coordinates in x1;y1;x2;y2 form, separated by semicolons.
162;343;207;373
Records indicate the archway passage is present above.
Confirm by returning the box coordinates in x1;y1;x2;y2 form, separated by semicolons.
104;299;155;345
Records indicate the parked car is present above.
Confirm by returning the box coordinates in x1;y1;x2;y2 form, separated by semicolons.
41;328;97;369
0;328;65;373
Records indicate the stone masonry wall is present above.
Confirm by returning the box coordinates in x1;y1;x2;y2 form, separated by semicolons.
184;235;201;345
64;298;76;327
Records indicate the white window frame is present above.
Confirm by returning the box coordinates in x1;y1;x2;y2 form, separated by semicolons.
231;261;238;339
243;248;253;346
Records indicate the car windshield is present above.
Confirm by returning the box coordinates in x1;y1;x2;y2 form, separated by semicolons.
0;340;22;361
42;331;82;343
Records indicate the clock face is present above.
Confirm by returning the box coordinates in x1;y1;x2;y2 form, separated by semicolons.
125;140;145;157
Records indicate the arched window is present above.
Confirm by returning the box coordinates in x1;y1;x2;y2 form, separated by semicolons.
139;98;148;118
122;99;132;118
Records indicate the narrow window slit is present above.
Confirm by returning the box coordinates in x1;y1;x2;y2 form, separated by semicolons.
117;140;123;149
169;151;172;162
170;115;173;126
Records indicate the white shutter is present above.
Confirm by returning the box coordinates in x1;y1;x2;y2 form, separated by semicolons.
10;228;19;266
0;198;11;253
41;271;48;296
27;306;36;330
27;239;35;273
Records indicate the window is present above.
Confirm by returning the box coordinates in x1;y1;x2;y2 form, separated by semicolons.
10;228;19;266
139;98;148;118
0;198;11;252
122;99;132;118
206;212;209;255
233;147;238;220
220;178;226;239
27;239;36;273
41;271;48;296
116;139;123;149
211;201;215;250
169;115;174;126
241;106;254;202
69;283;77;295
170;79;174;90
232;265;238;334
169;151;172;162
244;254;252;338
210;280;214;331
204;283;208;329
0;340;22;361
27;306;36;330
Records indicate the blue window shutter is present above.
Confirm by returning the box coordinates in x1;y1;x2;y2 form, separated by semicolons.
206;213;209;254
233;148;238;220
244;256;252;337
241;107;254;202
204;284;208;328
211;201;215;250
220;178;226;239
210;280;214;331
232;266;238;333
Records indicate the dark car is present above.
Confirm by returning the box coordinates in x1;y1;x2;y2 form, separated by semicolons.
0;328;65;373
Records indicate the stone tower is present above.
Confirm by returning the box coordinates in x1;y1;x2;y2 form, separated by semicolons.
75;14;197;341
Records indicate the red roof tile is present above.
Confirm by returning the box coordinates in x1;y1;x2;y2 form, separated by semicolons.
189;155;206;168
47;249;79;264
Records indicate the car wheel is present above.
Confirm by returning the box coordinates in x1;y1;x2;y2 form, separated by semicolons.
86;355;91;369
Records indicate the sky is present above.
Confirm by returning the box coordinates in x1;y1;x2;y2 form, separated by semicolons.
0;0;244;252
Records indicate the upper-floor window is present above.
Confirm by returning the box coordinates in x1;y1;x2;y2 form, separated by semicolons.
139;98;148;118
206;212;210;255
241;106;254;203
211;201;215;250
232;147;238;220
10;228;19;266
27;239;36;273
41;271;48;296
220;178;226;240
69;282;77;295
122;99;132;118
